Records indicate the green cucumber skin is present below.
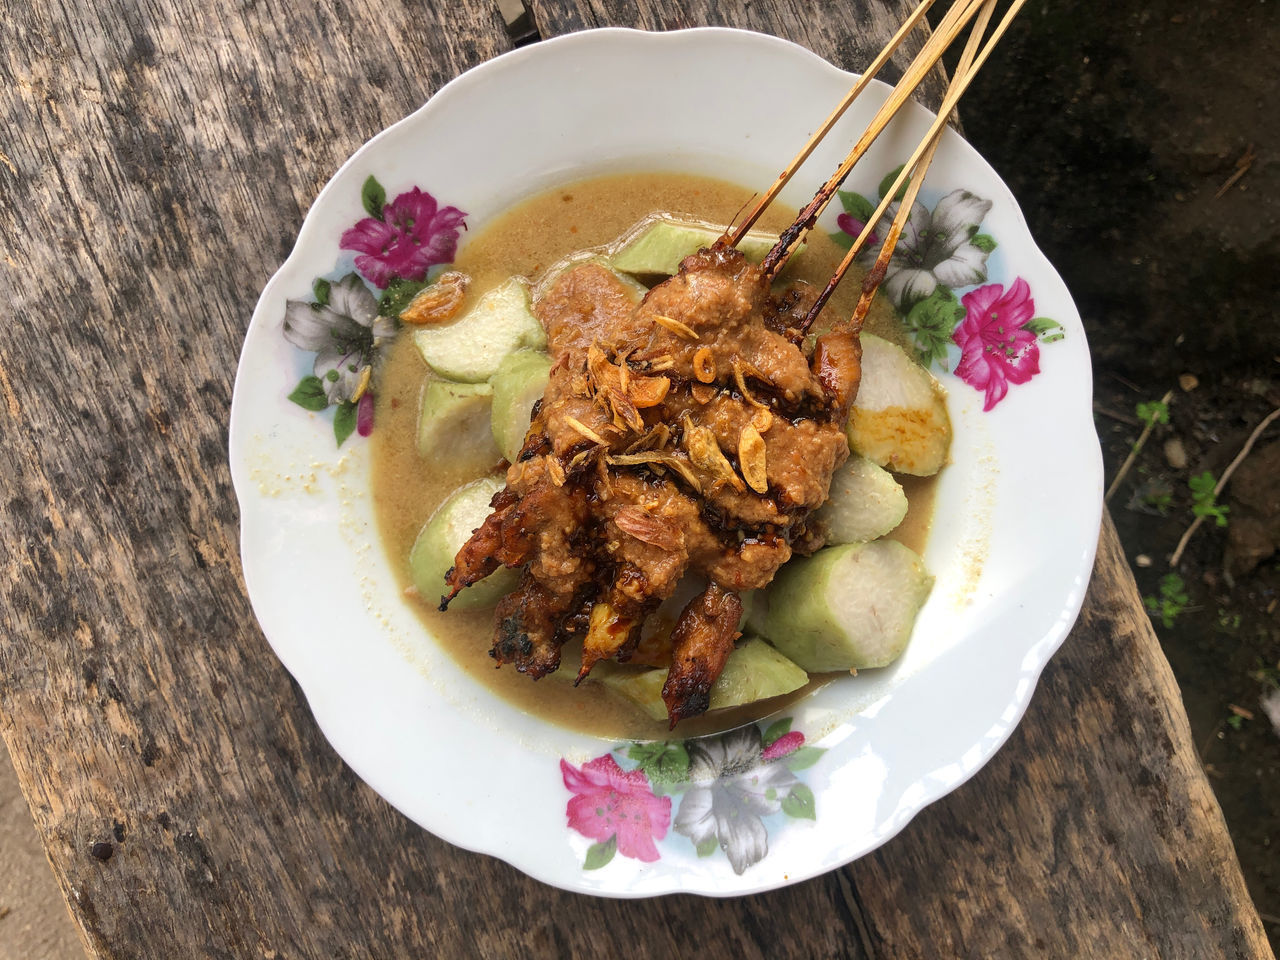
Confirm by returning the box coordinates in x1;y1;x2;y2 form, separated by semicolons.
609;217;793;275
594;637;807;721
760;541;932;672
489;350;552;463
409;477;517;611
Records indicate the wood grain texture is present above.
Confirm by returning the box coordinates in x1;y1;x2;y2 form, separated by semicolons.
0;0;1270;957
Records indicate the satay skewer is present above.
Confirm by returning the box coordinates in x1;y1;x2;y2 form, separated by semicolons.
757;0;991;277
801;0;1025;329
725;0;938;245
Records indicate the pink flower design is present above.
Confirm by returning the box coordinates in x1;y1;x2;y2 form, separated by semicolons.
560;755;671;862
340;188;466;289
761;730;804;761
837;212;879;246
952;278;1040;411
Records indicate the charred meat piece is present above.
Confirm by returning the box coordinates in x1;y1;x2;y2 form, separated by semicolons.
444;245;862;724
661;583;743;727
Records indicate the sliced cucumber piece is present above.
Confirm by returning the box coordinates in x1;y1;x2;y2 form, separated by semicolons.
813;455;908;544
847;333;951;476
409;477;518;611
489;349;552;463
413;277;546;382
759;540;932;672
593;638;808;721
417;380;502;473
608;215;798;276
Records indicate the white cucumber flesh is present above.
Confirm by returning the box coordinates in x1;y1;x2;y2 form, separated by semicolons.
847;333;951;477
413;277;546;382
813;455;908;544
417;380;502;473
759;540;932;672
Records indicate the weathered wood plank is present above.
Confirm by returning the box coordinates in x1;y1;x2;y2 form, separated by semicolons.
0;0;1271;957
526;0;951;111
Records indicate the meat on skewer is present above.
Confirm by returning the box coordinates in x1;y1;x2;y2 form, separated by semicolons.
443;248;859;725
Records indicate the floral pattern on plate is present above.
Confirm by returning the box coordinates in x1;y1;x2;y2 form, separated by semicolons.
561;717;823;874
833;169;1064;410
282;175;466;446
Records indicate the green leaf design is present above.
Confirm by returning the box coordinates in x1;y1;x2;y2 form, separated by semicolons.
695;836;719;858
970;233;997;253
784;746;825;771
903;287;965;370
838;190;877;223
313;278;331;306
583;834;617;870
333;400;358;447
781;783;816;820
378;276;430;317
1025;317;1065;343
287;375;328;412
361;175;387;219
762;717;792;748
627;741;690;789
878;164;907;202
829;229;855;250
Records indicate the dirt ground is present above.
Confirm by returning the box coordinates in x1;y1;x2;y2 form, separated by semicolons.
2;2;1277;955
948;0;1280;946
0;749;81;959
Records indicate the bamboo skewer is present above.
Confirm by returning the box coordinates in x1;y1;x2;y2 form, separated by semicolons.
757;0;990;278
805;0;1001;332
725;0;938;245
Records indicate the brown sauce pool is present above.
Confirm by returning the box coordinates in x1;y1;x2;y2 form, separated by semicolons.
371;172;937;741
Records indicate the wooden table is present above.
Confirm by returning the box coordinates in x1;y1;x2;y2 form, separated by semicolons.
0;1;1272;956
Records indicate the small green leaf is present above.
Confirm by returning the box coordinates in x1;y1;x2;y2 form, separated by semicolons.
878;164;907;202
629;741;689;788
627;743;663;765
970;233;997;253
1026;317;1065;343
1189;471;1229;527
1135;399;1169;427
361;175;387;219
904;287;965;369
837;190;876;223
378;276;430;317
762;718;792;748
1226;713;1244;730
333;400;358;447
583;834;617;870
781;783;816;820
785;746;825;771
287;375;328;412
695;837;719;858
313;278;331;306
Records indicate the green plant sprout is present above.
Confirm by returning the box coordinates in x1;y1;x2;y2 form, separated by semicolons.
1144;572;1189;628
1136;400;1170;427
1189;471;1229;527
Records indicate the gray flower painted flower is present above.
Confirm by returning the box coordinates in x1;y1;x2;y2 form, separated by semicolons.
283;273;394;404
865;188;993;310
673;725;798;875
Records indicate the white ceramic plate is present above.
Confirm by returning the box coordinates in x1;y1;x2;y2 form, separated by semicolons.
230;27;1102;896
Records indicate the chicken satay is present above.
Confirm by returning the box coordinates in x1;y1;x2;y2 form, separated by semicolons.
661;583;743;726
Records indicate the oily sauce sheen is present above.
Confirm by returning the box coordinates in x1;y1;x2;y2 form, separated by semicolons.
371;172;936;741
